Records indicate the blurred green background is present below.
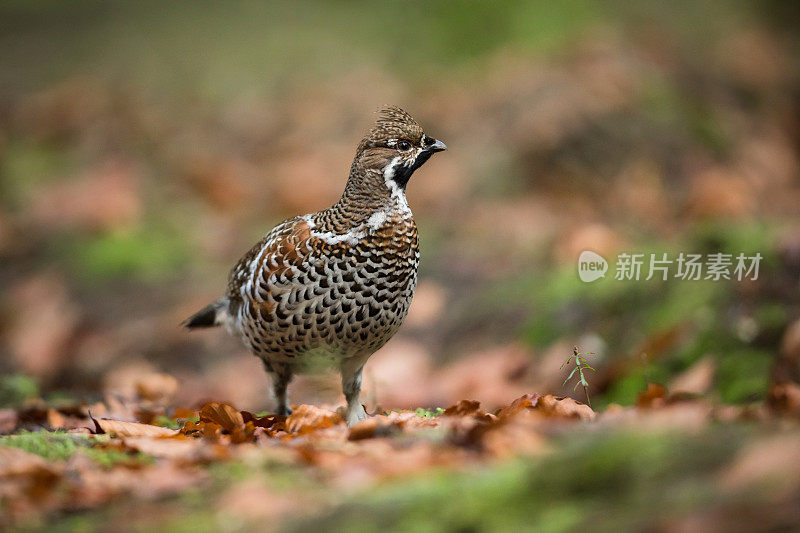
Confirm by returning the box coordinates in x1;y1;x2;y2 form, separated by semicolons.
1;0;799;412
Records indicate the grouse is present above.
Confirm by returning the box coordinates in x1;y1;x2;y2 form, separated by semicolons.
184;106;446;426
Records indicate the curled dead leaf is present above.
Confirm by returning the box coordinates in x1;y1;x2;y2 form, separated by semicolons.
286;405;342;435
443;399;493;421
90;416;177;438
199;402;244;433
181;404;288;443
496;394;540;419
534;395;595;421
241;411;285;432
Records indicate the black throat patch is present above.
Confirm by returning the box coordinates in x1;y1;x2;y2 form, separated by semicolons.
391;151;434;189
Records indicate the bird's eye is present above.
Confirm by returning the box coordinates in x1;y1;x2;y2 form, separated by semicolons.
396;140;413;152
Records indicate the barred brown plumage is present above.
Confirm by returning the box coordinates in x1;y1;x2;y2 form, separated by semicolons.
183;106;446;426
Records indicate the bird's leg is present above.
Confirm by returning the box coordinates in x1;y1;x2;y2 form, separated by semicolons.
340;359;367;427
268;363;294;416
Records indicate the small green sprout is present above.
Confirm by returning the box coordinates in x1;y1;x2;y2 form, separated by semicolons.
561;346;596;406
414;407;445;418
152;415;183;430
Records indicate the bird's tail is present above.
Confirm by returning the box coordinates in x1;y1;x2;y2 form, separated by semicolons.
182;298;231;329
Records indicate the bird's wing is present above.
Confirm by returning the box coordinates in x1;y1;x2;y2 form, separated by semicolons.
228;215;337;321
227;216;305;301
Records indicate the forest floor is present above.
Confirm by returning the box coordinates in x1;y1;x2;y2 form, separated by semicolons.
3;375;800;531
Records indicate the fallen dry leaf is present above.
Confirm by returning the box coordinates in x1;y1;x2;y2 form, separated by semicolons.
348;417;402;441
637;382;668;408
91;417;178;438
180;403;290;443
443;399;487;418
286;405;343;435
0;445;59;478
495;393;540;419
173;408;199;420
768;382;800;417
120;436;206;460
135;373;179;403
0;445;62;523
670;356;716;396
533;395;595;421
481;418;549;458
46;409;66;430
199;402;245;433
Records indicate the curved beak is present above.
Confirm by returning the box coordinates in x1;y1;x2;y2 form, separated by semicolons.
427;138;447;153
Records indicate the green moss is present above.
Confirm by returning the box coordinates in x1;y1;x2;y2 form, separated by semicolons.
603;369;648;407
716;349;772;403
0;141;80;209
0;430;151;467
0;430;88;461
287;428;746;532
52;224;191;282
690;221;778;260
0;374;39;407
639;78;732;155
755;303;789;331
83;446;153;468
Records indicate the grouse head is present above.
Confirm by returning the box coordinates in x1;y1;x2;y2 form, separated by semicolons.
354;106;446;191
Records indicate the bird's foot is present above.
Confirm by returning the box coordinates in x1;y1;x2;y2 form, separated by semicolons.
275;405;293;417
345;403;368;427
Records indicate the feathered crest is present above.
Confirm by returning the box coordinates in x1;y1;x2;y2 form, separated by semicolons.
376;106;419;129
361;106;424;148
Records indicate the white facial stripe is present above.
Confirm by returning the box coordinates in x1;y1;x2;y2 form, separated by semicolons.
383;157;411;216
383;156;401;180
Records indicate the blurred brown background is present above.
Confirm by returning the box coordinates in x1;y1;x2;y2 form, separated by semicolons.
1;0;799;413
